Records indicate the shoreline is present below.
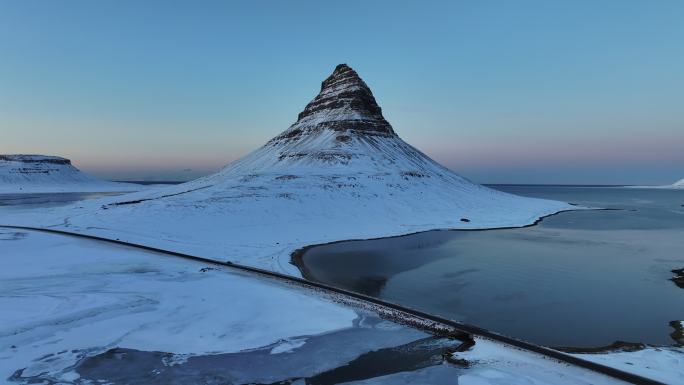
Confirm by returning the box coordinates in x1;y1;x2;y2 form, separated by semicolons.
291;206;683;354
290;206;586;273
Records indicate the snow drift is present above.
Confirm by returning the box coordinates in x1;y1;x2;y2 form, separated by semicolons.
6;64;573;274
0;154;141;193
629;178;684;189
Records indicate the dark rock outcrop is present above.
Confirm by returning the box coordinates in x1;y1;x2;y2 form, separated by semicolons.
0;155;71;165
671;268;684;289
273;64;394;142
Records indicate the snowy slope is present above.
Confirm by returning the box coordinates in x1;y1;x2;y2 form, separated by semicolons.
626;177;684;189
0;155;142;193
2;65;573;275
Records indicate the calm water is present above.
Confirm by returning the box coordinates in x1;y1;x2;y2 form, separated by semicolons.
297;186;684;349
0;192;124;210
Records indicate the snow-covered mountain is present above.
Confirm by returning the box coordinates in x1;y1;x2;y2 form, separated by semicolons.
9;64;572;274
0;154;141;193
673;178;684;188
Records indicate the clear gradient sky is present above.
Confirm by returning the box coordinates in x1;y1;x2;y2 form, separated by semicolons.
1;1;682;184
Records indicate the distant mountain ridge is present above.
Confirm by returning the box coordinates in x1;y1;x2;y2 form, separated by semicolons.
0;154;142;193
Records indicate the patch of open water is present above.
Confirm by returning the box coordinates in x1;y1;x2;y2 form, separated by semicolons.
296;186;684;348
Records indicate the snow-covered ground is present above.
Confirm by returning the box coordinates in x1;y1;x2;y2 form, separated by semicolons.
0;155;143;193
345;335;632;385
626;178;684;189
6;149;570;276
0;229;361;382
0;229;628;384
577;345;684;384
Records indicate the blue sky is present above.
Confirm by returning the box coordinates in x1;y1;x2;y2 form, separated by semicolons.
1;0;682;184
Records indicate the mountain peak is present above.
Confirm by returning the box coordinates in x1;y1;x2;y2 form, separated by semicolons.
274;64;394;141
329;63;354;78
319;64;364;93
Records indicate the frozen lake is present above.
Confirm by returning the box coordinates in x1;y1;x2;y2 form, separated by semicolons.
0;192;123;210
296;186;684;349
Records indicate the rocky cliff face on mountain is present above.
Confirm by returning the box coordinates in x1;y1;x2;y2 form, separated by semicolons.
17;64;572;274
0;154;141;193
273;64;394;141
0;155;73;165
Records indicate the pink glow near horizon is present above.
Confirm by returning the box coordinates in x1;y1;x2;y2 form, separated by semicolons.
425;137;684;169
68;134;684;182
